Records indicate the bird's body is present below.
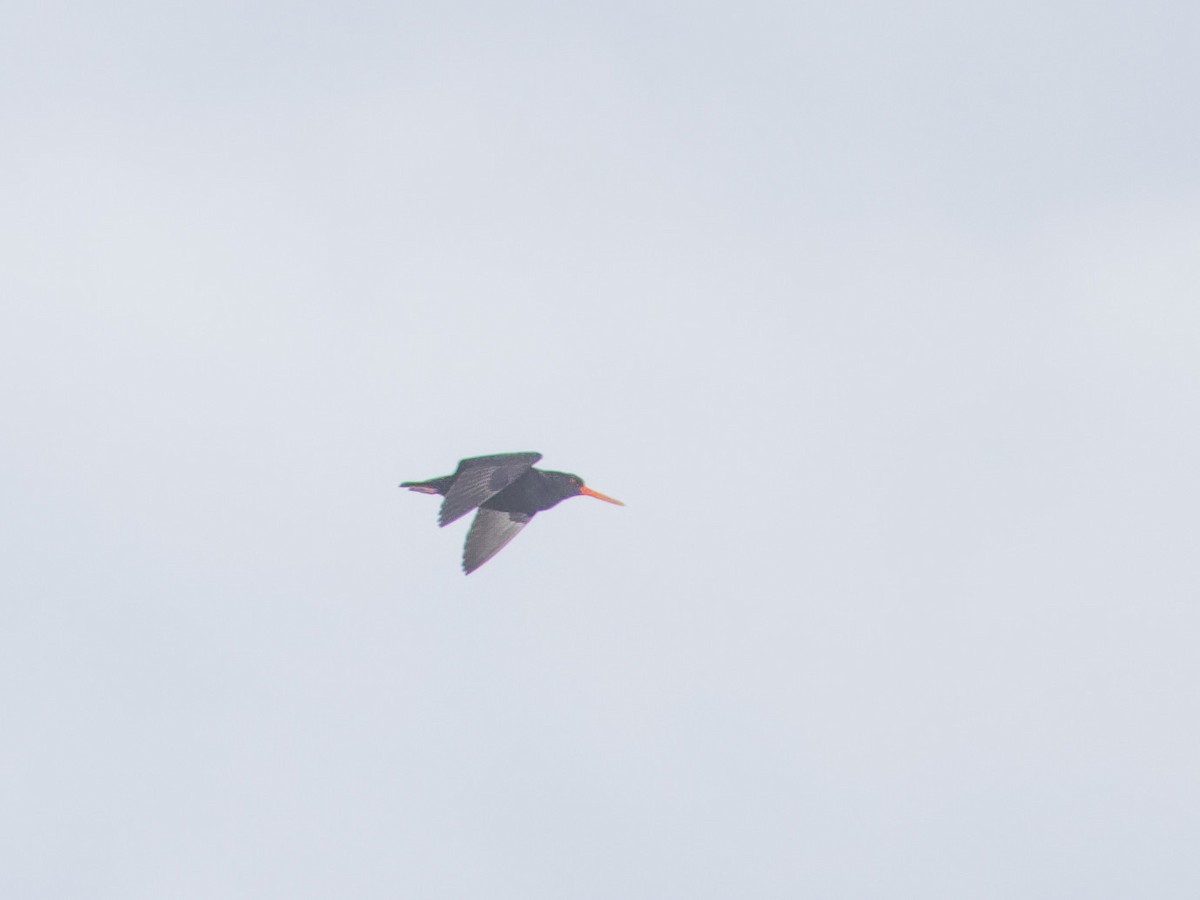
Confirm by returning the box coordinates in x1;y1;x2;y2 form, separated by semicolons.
401;452;623;574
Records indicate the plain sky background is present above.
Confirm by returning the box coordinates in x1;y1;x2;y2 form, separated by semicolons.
4;1;1200;897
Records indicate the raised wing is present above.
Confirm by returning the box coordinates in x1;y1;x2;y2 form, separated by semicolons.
462;508;534;573
438;452;542;526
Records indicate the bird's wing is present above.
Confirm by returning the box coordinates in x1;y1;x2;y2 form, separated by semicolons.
462;508;534;573
438;452;542;526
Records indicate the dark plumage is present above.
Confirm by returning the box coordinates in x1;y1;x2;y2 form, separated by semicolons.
401;452;624;574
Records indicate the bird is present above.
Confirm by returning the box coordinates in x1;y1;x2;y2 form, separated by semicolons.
400;452;624;574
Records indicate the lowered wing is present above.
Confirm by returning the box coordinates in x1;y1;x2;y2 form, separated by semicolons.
462;508;533;574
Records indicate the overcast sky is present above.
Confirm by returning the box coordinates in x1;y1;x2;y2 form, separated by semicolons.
4;2;1200;897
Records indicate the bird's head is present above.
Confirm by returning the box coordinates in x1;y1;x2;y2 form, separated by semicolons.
546;471;624;506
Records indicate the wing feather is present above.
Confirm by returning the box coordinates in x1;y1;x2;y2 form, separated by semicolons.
438;452;542;526
462;508;533;573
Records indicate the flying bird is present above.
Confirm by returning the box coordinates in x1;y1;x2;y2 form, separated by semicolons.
401;452;624;574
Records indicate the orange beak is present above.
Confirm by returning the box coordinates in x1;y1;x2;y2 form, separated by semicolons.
579;485;624;506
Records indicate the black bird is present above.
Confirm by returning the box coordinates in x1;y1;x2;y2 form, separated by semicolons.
401;452;624;574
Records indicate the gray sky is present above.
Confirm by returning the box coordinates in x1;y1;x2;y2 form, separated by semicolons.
4;1;1200;897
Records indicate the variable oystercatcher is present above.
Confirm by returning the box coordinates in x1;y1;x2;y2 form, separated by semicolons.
401;452;624;574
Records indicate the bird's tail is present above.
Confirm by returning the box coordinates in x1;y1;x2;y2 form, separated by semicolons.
400;477;453;496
